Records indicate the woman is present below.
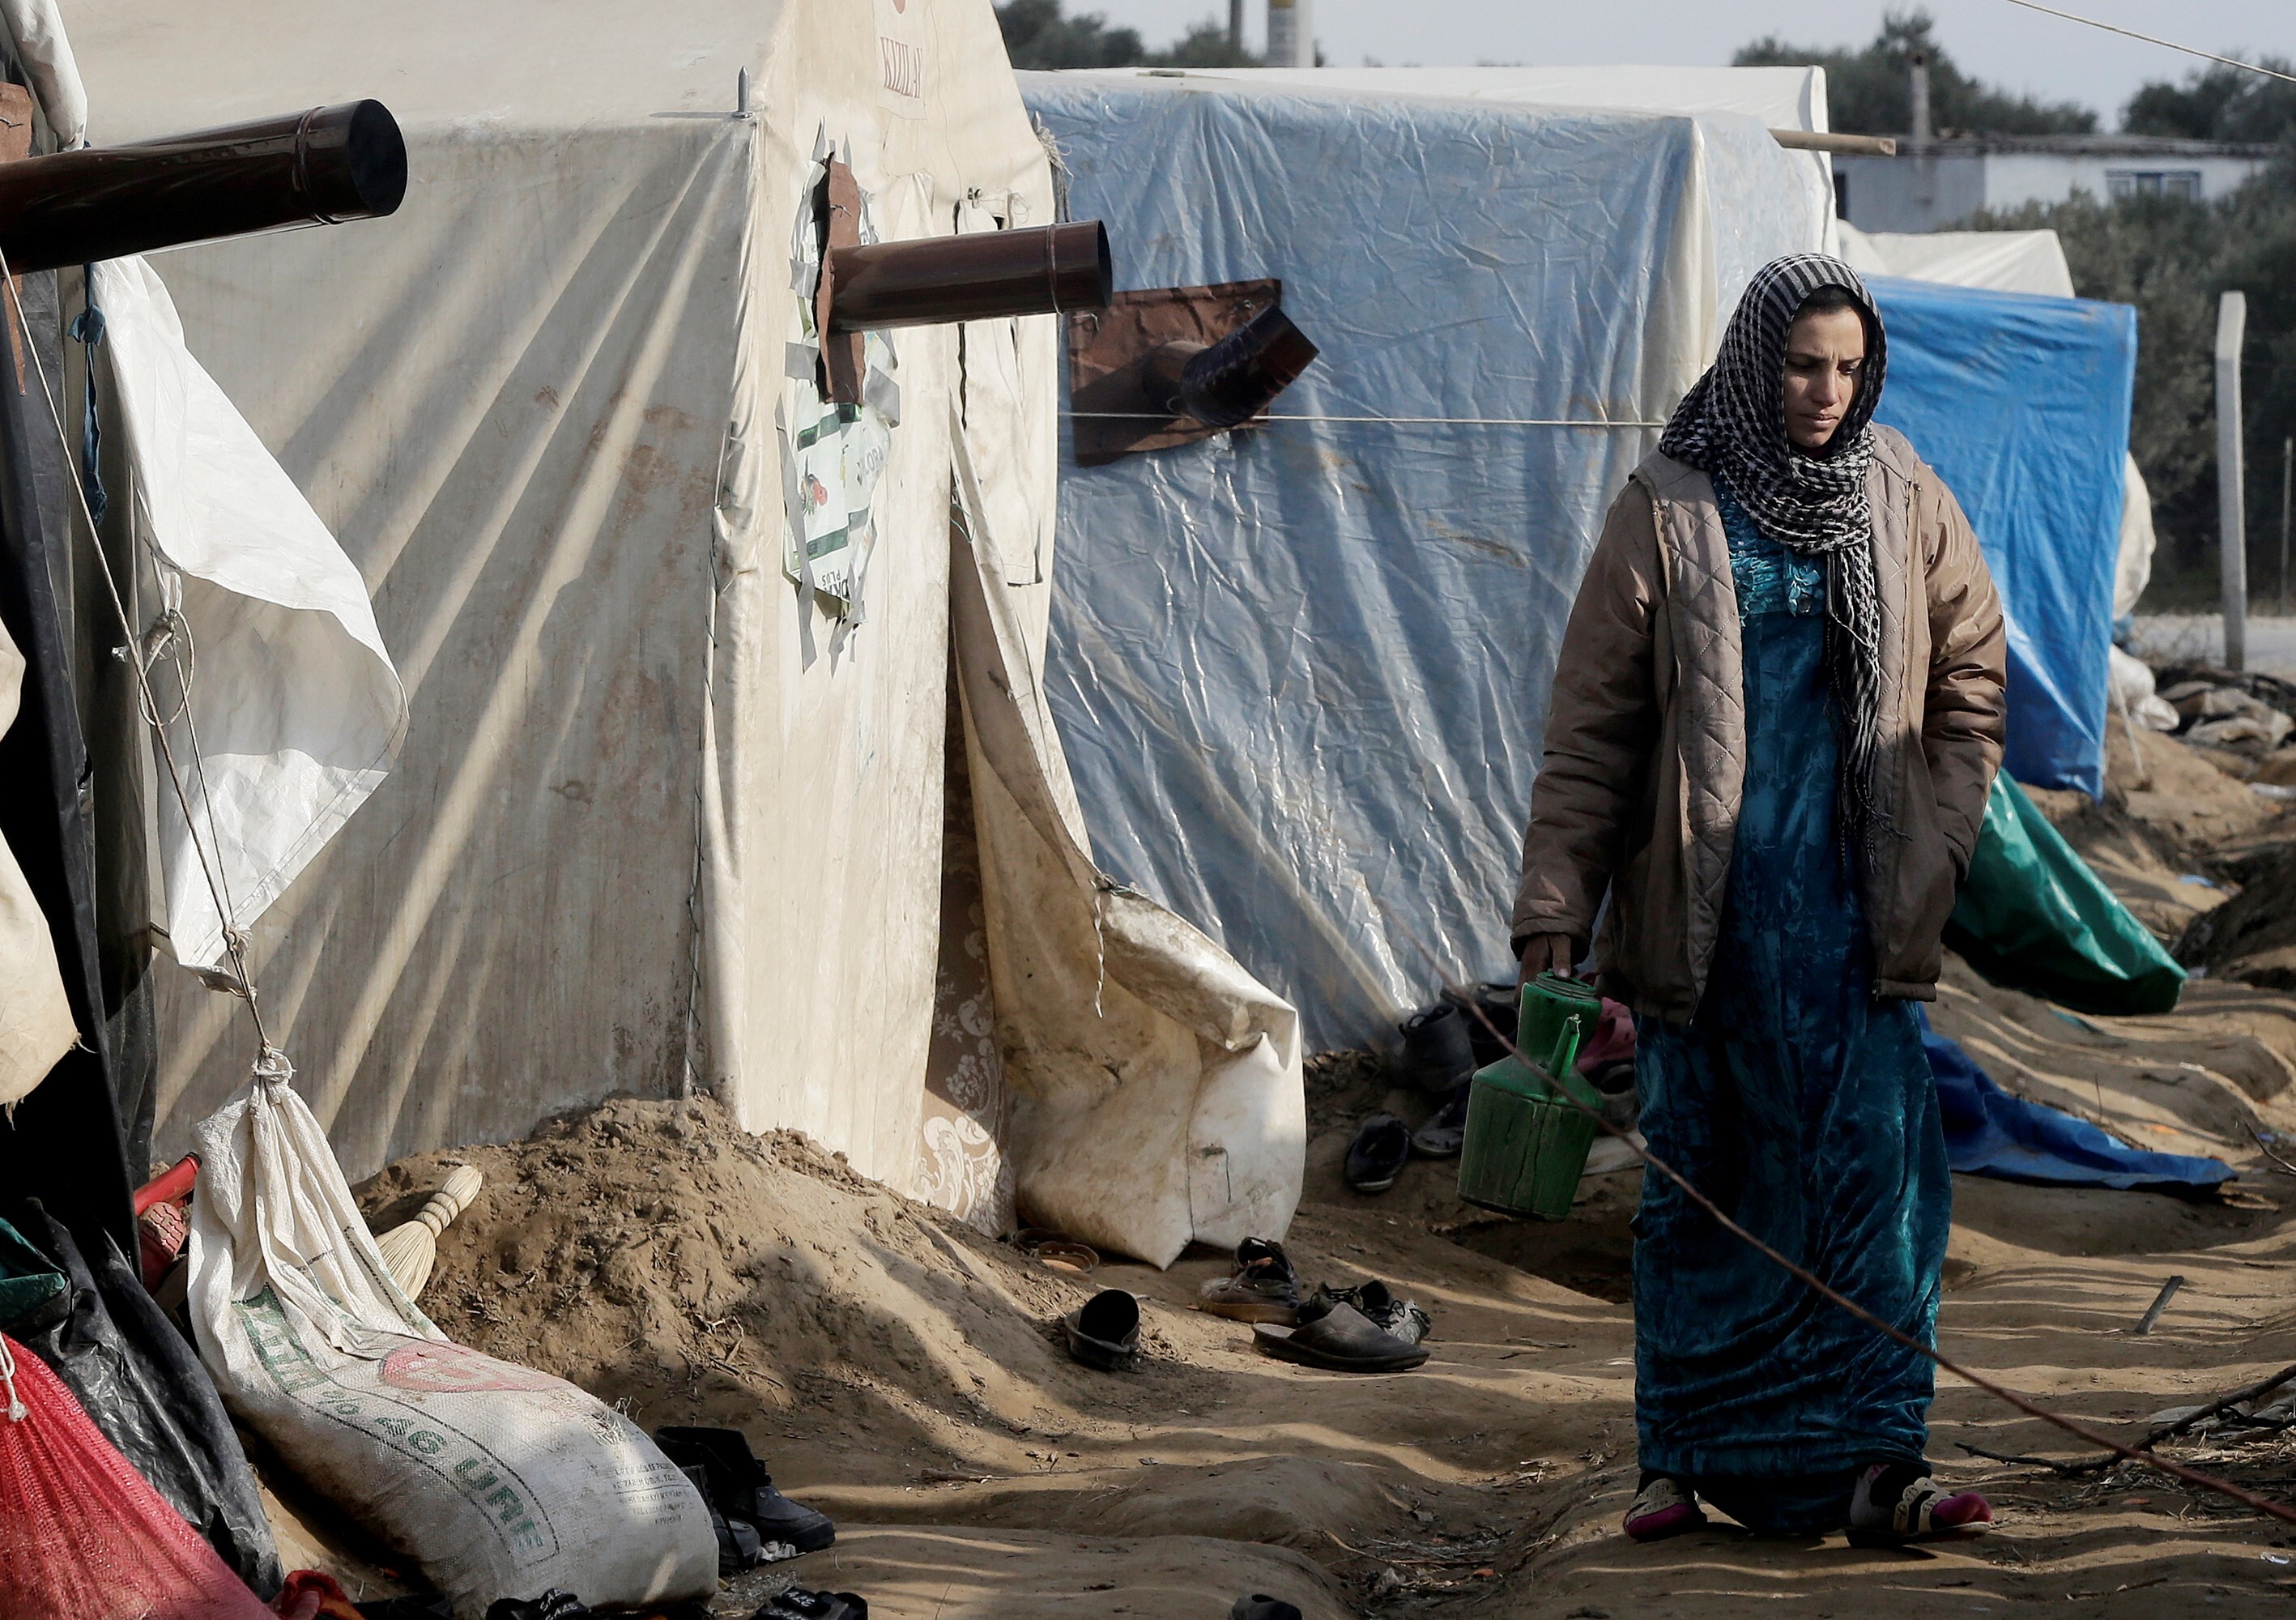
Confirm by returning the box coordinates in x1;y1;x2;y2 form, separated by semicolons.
1512;255;2006;1545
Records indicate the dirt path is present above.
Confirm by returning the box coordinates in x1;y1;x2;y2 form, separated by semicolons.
324;735;2296;1620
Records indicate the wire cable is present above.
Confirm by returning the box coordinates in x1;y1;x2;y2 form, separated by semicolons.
1997;0;2296;87
1449;973;2296;1524
0;254;276;1060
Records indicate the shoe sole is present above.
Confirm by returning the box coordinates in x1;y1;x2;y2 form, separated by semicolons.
1345;1172;1402;1193
1252;1331;1429;1374
1197;1298;1301;1324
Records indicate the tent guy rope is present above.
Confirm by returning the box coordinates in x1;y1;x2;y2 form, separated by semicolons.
1996;0;2296;87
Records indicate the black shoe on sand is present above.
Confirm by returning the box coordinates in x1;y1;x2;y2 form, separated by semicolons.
654;1426;837;1555
1230;1597;1304;1620
1064;1289;1143;1371
1345;1114;1413;1192
1393;1003;1475;1094
1254;1300;1429;1372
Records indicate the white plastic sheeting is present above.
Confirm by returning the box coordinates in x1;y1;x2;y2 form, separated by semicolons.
0;0;85;145
0;615;75;1106
74;0;1301;1264
1025;72;1825;1050
1833;223;2077;299
93;256;406;980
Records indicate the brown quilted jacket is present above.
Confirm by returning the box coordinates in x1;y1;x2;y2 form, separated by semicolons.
1510;426;2007;1020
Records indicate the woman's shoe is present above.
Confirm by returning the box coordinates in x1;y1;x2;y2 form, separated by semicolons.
1846;1461;1992;1546
1622;1473;1706;1541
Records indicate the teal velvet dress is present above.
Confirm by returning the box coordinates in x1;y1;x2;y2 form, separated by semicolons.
1629;482;1950;1535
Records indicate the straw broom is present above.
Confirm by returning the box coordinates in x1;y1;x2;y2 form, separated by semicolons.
375;1165;483;1300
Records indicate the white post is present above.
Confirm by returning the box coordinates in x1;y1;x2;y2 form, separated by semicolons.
2217;291;2247;671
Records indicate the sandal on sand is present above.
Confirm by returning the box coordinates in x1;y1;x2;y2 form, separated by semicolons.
1198;1238;1302;1323
1064;1289;1143;1371
1254;1300;1429;1372
1229;1597;1304;1620
1847;1462;1993;1547
1622;1474;1706;1542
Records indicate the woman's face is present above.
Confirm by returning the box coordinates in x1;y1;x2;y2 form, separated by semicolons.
1781;305;1868;451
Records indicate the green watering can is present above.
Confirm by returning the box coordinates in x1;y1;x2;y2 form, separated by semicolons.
1455;973;1604;1220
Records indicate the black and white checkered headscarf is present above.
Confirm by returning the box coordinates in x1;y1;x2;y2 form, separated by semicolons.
1659;253;1892;855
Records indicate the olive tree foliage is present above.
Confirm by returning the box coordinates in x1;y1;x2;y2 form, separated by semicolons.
995;1;1258;71
1734;11;2095;138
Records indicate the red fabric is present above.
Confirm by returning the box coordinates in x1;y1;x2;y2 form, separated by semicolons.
1574;996;1638;1074
0;1332;272;1620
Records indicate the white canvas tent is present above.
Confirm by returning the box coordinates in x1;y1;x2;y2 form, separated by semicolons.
65;0;1303;1266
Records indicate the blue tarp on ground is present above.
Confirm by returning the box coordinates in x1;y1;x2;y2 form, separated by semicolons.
1025;73;1822;1048
1866;277;2137;800
1920;1012;2231;1192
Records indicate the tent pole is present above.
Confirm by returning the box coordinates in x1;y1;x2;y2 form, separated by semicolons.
2216;291;2247;671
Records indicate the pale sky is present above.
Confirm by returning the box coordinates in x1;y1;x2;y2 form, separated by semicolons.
1080;1;2295;127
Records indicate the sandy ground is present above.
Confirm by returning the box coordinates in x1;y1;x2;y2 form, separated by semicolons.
309;730;2296;1620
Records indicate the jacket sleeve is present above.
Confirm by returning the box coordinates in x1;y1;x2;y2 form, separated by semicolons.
1510;481;1663;955
1916;473;2007;872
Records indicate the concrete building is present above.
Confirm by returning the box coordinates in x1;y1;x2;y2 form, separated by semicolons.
1835;134;2275;232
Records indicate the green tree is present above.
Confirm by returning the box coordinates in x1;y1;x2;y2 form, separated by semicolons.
1735;11;2096;137
996;2;1259;71
1974;151;2296;601
2123;57;2296;145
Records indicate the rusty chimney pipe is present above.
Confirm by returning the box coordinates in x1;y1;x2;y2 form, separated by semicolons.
0;100;407;275
827;220;1112;331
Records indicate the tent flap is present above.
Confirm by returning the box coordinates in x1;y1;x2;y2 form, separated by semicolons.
93;255;405;981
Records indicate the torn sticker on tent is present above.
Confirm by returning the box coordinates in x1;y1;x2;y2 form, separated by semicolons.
782;140;897;612
90;256;405;981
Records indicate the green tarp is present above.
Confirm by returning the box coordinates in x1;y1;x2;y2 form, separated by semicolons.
1944;774;2186;1016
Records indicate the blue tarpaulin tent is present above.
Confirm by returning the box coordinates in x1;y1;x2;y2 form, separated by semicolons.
1866;276;2136;799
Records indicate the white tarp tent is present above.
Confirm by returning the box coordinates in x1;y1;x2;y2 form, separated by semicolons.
68;0;1302;1266
1026;70;1827;1049
1833;222;2078;298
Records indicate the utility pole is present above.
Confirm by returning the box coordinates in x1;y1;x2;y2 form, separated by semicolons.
2217;291;2247;670
1907;48;1934;228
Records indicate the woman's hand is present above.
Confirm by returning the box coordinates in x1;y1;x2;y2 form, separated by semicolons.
1518;935;1576;985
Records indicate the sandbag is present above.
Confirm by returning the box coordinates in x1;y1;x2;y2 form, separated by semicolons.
10;1199;279;1594
0;1330;274;1620
186;1057;716;1619
1943;773;2187;1016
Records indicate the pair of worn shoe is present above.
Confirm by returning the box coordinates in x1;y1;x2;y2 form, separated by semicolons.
654;1426;836;1575
1621;1464;1992;1545
1197;1241;1431;1371
1253;1283;1429;1373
